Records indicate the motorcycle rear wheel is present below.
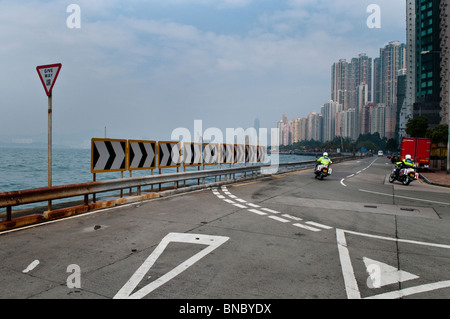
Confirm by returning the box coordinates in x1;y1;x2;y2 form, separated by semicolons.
402;177;411;186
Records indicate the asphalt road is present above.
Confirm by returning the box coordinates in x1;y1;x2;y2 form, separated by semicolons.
0;156;449;302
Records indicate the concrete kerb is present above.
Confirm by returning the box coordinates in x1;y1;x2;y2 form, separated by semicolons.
419;173;450;188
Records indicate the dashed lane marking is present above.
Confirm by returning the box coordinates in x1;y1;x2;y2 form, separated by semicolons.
212;186;333;233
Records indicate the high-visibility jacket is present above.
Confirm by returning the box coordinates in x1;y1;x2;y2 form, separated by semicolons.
396;158;414;168
317;156;332;165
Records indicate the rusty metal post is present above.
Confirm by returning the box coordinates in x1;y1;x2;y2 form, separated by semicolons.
6;206;12;222
93;173;96;203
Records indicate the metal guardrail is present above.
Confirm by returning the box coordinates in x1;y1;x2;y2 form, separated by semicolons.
0;156;355;226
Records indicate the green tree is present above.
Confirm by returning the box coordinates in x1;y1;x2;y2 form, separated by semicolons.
406;116;428;138
427;124;449;144
386;138;398;152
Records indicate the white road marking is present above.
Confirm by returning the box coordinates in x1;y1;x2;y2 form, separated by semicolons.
305;221;333;230
365;281;450;299
248;209;267;216
268;216;290;223
340;158;378;188
23;260;40;273
261;208;281;214
212;189;335;233
114;233;229;299
336;229;361;299
282;214;302;221
293;223;321;232
337;228;450;299
359;189;450;206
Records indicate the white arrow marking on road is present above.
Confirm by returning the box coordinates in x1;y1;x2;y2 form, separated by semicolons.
337;228;450;299
114;233;229;299
364;257;419;288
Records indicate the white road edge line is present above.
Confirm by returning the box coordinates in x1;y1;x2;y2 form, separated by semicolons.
359;189;450;206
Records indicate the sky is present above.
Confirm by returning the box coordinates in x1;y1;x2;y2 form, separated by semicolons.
0;0;406;148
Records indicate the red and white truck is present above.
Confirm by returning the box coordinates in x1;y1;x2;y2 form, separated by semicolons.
400;137;431;168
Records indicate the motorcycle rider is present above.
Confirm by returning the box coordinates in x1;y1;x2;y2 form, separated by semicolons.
394;154;414;178
316;152;332;169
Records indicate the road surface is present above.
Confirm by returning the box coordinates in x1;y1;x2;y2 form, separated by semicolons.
0;156;449;302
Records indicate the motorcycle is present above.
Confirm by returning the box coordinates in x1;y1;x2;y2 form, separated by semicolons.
315;164;332;180
389;166;418;185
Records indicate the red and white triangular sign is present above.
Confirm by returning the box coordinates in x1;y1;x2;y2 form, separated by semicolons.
36;63;62;96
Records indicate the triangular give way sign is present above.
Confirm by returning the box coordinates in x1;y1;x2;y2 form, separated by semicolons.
36;63;62;96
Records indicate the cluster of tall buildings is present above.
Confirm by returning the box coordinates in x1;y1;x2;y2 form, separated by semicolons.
278;0;449;147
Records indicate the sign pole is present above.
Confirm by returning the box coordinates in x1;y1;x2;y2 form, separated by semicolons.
36;63;61;212
48;94;52;211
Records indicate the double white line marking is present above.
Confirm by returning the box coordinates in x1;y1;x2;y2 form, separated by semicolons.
212;186;333;233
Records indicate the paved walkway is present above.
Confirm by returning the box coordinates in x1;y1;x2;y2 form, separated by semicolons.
420;169;450;188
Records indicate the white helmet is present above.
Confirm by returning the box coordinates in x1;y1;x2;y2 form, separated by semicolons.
323;152;328;157
405;154;411;160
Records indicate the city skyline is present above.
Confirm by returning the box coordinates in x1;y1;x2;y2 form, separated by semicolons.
277;40;406;146
0;1;406;148
278;0;450;149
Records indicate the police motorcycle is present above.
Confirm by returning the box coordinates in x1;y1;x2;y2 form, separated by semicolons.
388;156;418;186
314;153;332;180
315;164;332;180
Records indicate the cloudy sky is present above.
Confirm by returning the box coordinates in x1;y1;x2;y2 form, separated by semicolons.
0;0;405;148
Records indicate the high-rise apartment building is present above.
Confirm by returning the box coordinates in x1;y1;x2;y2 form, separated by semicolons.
321;100;340;142
331;59;350;110
371;105;386;137
331;54;372;112
400;0;450;131
439;0;450;126
413;0;442;128
373;41;406;107
399;0;417;140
